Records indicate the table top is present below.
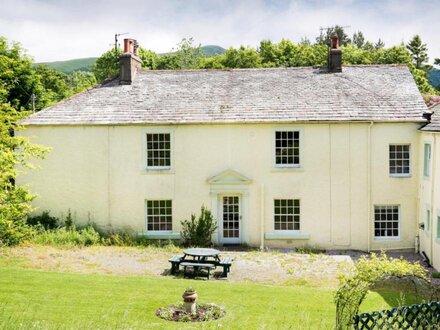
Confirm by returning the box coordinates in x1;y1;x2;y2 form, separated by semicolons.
183;248;220;257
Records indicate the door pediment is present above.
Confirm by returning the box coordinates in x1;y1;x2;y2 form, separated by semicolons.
207;169;252;185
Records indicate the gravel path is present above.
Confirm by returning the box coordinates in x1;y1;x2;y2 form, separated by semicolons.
3;246;432;287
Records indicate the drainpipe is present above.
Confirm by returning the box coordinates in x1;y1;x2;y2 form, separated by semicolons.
260;184;265;250
367;122;374;252
429;134;437;261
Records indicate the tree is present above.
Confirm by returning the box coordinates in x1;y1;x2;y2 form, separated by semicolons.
222;46;261;68
406;35;429;69
352;31;365;49
138;47;160;70
0;103;49;245
316;25;351;46
374;38;385;49
65;71;96;94
435;58;440;65
92;48;120;83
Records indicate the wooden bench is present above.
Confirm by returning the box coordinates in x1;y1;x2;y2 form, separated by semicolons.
219;257;233;277
180;262;215;279
168;255;183;275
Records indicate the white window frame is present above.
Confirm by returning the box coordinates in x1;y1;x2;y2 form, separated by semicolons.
423;143;431;178
272;127;303;169
425;207;431;233
145;199;173;233
143;128;174;172
273;198;301;232
388;144;411;178
373;205;401;240
436;211;440;242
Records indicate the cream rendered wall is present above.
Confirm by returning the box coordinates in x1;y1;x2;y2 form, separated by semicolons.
19;122;421;251
418;132;440;271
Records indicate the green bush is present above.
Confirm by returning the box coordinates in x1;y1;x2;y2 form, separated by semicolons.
181;206;217;247
0;218;35;246
27;211;59;229
32;226;102;247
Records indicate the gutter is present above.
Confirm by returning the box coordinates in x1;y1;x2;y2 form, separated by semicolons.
429;134;437;261
367;121;374;252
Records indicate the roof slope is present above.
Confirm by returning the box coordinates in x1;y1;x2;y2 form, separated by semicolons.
23;65;427;125
420;103;440;131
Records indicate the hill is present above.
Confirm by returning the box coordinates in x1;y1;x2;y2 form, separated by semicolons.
37;57;97;73
428;67;440;89
37;45;226;73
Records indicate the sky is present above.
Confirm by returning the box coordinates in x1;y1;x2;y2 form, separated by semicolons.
0;0;439;63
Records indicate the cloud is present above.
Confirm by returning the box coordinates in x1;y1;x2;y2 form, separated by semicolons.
0;0;438;62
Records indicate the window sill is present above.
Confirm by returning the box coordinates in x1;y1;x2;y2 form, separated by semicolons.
141;168;175;175
265;231;310;240
271;166;304;173
373;237;401;241
139;232;181;240
389;174;411;178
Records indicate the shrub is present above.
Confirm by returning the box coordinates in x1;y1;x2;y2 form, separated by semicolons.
181;206;217;247
27;211;59;229
32;226;102;247
0;218;35;246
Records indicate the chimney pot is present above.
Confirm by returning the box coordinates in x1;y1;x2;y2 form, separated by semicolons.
120;38;142;84
328;33;342;73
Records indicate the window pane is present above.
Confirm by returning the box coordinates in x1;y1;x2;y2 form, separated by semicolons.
275;131;300;166
146;200;172;231
146;133;171;168
274;199;300;231
389;144;410;175
374;205;399;238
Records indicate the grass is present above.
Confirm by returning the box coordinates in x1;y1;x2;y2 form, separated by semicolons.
0;256;423;330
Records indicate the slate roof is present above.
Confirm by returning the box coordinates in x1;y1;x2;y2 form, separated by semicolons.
22;65;428;125
420;103;440;132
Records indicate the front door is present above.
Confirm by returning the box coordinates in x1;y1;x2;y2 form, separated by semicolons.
220;195;241;244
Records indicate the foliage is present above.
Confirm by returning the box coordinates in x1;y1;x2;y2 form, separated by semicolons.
407;35;429;69
435;58;440;65
409;64;439;95
0;103;49;246
32;225;102;247
334;253;430;330
156;302;225;322
138;47;160;70
92;48;120;82
316;25;351;46
27;210;59;229
65;70;96;93
180;206;218;247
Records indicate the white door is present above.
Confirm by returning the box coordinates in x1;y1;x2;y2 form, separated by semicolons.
220;195;242;244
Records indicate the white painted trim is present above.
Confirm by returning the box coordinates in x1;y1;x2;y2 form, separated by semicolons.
272;126;304;170
218;194;242;244
388;143;411;178
144;198;174;234
265;231;310;240
373;204;401;240
141;127;175;172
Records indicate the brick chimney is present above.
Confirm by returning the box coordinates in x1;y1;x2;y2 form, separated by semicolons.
120;38;142;84
328;33;342;73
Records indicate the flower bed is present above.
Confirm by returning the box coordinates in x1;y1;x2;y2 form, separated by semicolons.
156;302;225;322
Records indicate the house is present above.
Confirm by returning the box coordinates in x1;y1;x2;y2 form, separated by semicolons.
19;38;436;265
418;102;440;270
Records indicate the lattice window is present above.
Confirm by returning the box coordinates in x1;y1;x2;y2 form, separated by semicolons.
146;133;171;168
424;143;431;177
275;131;300;166
274;199;300;230
389;144;410;175
374;205;399;238
146;200;172;231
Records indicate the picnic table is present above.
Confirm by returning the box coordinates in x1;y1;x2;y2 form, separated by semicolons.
168;248;233;279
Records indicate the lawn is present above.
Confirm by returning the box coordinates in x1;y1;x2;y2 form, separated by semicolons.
0;254;423;330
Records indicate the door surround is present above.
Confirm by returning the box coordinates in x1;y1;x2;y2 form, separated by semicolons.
207;169;251;245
